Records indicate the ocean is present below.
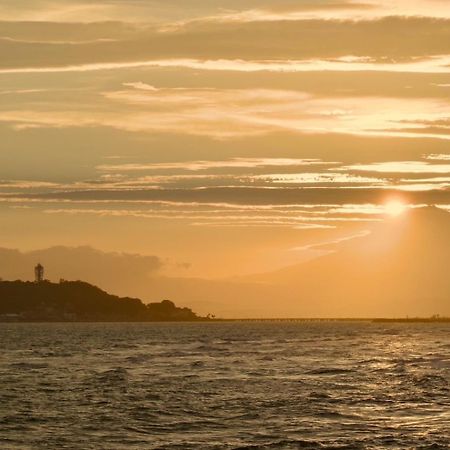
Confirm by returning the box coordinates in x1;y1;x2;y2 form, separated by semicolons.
0;322;449;449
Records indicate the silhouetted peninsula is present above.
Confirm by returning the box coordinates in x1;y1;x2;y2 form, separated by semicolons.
0;280;204;322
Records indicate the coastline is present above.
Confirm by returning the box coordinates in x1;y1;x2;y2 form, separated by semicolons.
1;317;449;323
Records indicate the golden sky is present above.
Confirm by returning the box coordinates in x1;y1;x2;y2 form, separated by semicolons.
0;1;449;316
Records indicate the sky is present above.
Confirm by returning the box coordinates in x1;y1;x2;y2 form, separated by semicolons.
0;1;449;316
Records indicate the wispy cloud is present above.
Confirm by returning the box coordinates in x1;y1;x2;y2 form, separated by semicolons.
2;56;450;75
250;173;386;185
0;180;59;189
41;206;380;228
1;87;448;140
214;0;450;22
97;158;334;172
344;161;450;174
425;153;450;161
2;0;450;23
1;14;450;76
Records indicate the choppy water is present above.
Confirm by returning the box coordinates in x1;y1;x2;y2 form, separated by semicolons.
0;322;449;449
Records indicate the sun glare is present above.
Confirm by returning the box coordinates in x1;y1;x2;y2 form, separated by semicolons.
384;200;407;217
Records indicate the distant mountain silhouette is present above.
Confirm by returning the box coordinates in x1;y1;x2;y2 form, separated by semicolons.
0;280;203;322
146;206;450;317
246;206;450;316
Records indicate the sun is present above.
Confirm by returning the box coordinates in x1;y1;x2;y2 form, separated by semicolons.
384;200;407;217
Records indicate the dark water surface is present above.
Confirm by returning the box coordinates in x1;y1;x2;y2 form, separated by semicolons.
0;322;449;449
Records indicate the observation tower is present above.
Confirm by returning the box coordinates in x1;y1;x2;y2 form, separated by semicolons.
34;263;44;283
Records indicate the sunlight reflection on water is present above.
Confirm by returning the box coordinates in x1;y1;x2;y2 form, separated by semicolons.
0;322;449;449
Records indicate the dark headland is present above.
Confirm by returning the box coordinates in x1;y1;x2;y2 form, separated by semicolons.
0;280;206;322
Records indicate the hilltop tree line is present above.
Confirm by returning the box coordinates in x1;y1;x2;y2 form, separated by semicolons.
0;280;203;322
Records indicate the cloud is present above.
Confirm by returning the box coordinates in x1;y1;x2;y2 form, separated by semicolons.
0;246;163;293
11;186;450;207
344;161;450;174
122;82;159;91
1;0;448;24
260;1;376;13
42;207;348;228
425;153;450;161
1;17;450;73
0;180;59;190
0;1;167;23
251;172;386;185
97;158;333;172
0;88;49;95
2;56;450;75
212;0;450;21
1;87;448;140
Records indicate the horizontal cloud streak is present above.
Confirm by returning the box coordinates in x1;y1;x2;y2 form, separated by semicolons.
1;17;450;73
1;0;449;23
1;56;450;75
97;158;334;172
1;87;448;140
345;161;450;174
9;187;450;206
